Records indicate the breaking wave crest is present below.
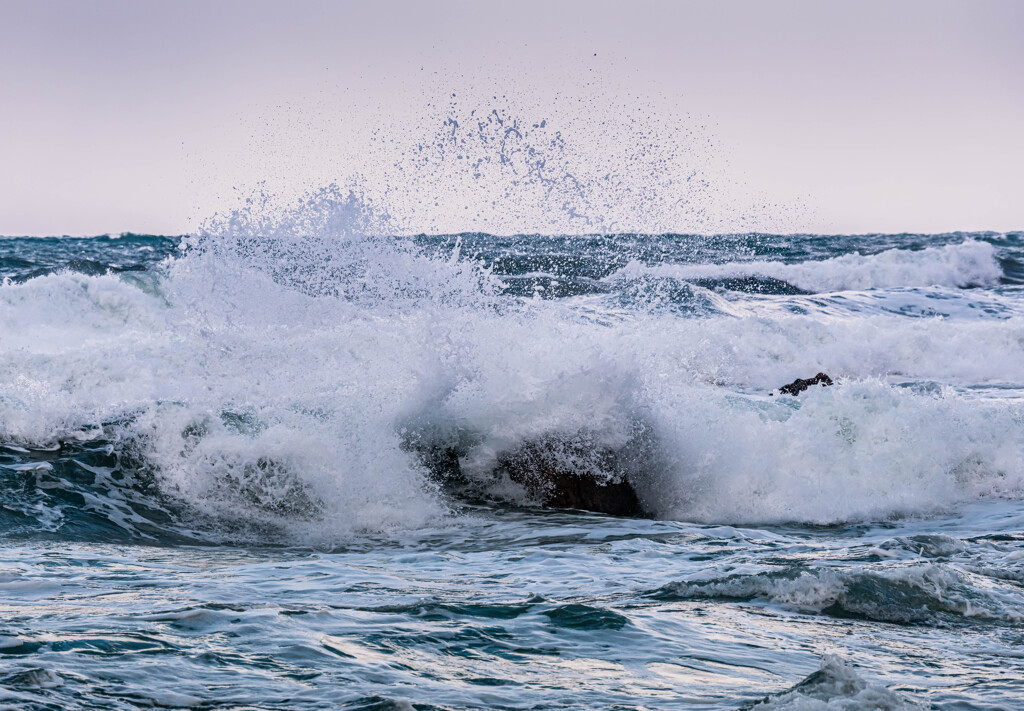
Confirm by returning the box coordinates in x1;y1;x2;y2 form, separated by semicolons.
2;190;1024;544
652;562;1024;625
606;239;1002;293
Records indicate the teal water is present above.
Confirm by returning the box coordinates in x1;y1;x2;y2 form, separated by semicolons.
2;226;1024;709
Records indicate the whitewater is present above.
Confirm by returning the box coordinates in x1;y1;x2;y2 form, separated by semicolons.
2;206;1024;708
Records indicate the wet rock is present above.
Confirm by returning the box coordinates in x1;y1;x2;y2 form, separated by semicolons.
492;435;644;517
400;424;477;496
778;372;833;396
403;425;652;518
413;442;465;486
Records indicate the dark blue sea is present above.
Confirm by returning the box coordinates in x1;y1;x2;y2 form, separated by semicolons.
2;216;1024;709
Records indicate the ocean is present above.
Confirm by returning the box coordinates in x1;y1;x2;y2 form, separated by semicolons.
2;209;1024;709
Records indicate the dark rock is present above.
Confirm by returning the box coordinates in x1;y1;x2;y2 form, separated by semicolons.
414;443;465;486
493;435;644;517
400;425;480;502
402;424;651;518
778;372;834;396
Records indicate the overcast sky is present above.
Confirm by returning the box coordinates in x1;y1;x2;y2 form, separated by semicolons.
2;0;1022;235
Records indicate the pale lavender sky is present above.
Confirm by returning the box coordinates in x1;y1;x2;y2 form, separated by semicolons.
1;0;1022;235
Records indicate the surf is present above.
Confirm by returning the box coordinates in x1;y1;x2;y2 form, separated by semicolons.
3;191;1024;545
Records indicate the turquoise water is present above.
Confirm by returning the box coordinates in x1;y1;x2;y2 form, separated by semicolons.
2;225;1024;709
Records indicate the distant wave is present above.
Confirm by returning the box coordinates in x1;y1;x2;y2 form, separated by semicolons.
604;239;1003;293
652;561;1024;625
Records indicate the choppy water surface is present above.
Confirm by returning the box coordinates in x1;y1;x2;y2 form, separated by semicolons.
2;223;1024;709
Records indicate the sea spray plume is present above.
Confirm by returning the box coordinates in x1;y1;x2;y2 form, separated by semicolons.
372;97;790;236
104;187;519;542
170;181;674;524
4;230;1024;535
177;184;499;307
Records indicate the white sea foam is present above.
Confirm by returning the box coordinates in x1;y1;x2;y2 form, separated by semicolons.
419;313;1024;524
605;239;1002;292
2;196;1023;538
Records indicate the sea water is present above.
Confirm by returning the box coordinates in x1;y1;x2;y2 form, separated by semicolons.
2;211;1024;709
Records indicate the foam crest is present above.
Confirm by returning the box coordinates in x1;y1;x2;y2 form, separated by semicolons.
642;311;1024;388
0;191;489;539
655;562;1024;624
179;185;499;310
641;381;1024;524
385;297;1024;524
3;190;1024;538
7;269;1024;536
747;656;926;710
606;239;1002;293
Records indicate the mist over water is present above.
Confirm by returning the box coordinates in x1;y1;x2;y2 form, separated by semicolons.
2;110;1024;709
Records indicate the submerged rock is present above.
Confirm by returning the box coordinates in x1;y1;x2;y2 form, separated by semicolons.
778;372;834;396
405;428;648;518
493;436;644;517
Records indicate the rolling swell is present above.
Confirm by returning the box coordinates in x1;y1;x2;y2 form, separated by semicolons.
0;234;178;283
0;427;261;545
1;442;180;544
649;562;1024;626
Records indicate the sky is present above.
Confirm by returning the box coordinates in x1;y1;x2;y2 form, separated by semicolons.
1;0;1022;236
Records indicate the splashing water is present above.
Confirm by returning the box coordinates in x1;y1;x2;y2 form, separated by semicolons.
2;110;1024;709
